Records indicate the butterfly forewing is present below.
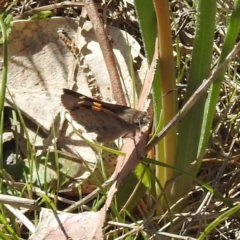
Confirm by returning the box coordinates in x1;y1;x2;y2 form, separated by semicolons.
62;89;143;123
61;89;143;142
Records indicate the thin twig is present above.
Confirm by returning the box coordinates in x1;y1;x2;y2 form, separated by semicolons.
83;0;126;105
13;1;94;20
0;194;40;211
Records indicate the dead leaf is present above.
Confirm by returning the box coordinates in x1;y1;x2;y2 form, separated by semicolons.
29;208;104;240
0;17;147;193
1;17;146;132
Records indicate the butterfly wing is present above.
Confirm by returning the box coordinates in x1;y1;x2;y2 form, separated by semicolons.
62;89;145;124
61;90;138;142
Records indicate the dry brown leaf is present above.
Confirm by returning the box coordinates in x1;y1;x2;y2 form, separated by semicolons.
29;209;104;240
1;17;146;132
0;17;147;192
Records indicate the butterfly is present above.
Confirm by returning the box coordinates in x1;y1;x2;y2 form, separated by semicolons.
61;89;148;142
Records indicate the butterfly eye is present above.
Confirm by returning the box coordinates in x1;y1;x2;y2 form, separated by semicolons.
134;111;149;126
142;112;150;124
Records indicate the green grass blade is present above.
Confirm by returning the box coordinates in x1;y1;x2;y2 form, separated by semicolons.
171;0;217;212
0;16;9;168
198;203;240;240
134;0;162;129
134;0;156;62
142;157;234;210
198;0;240;158
116;163;151;211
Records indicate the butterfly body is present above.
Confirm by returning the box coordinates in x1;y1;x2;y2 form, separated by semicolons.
61;89;148;142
